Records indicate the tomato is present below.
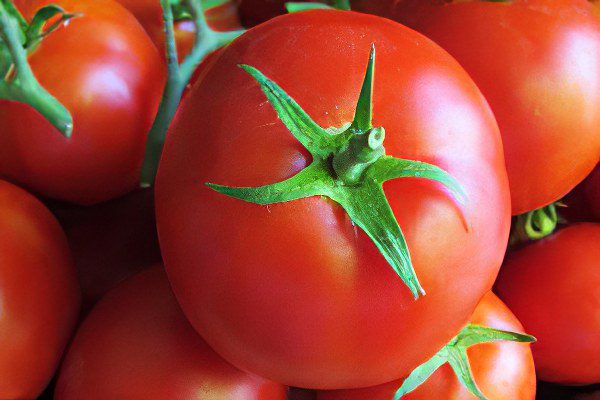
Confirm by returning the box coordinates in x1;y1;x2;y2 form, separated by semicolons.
0;0;164;204
389;0;600;214
495;223;600;384
317;292;536;400
47;188;161;312
116;0;242;60
0;180;80;399
156;10;510;389
54;266;288;400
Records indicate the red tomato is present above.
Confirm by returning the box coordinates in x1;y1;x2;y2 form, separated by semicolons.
317;292;536;400
48;188;161;312
495;223;600;384
116;0;242;60
54;266;288;400
390;0;600;214
156;10;510;389
0;180;80;399
0;0;165;205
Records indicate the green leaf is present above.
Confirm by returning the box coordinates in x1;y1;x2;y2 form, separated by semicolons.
336;182;425;298
394;348;448;400
206;162;336;204
285;2;334;13
239;64;336;160
393;323;535;399
350;44;375;132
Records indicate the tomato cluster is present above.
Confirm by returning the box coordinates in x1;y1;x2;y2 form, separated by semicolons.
0;0;598;399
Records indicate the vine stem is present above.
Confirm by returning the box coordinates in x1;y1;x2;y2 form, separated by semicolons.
0;1;72;137
140;0;244;186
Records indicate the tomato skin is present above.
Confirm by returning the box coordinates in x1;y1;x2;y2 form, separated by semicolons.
115;0;242;60
317;292;536;400
495;223;600;384
47;188;161;312
54;266;288;400
156;10;510;389
0;180;80;399
0;0;165;205
391;0;600;214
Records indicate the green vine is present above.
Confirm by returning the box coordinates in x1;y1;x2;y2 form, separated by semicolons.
0;0;76;137
140;0;245;186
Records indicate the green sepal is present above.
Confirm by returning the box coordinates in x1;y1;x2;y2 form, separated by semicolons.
509;202;560;245
25;5;79;49
335;183;424;297
207;46;469;299
239;64;336;160
350;43;375;131
395;324;535;399
285;2;334;13
207;162;336;204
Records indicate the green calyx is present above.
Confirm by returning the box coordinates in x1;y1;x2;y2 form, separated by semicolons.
395;324;535;400
140;0;245;186
510;202;561;245
206;45;469;299
0;0;76;137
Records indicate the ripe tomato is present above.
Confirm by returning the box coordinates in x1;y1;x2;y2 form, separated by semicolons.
54;266;288;400
495;223;600;384
116;0;242;60
0;180;80;399
391;0;600;214
48;188;161;312
0;0;164;204
317;292;536;400
156;10;510;388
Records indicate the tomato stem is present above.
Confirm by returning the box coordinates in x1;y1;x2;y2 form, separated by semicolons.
140;0;245;187
0;1;73;137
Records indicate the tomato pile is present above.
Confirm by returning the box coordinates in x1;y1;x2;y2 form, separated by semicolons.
0;1;598;399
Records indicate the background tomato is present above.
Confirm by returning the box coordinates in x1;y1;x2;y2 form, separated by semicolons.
495;223;600;385
116;0;242;60
236;0;394;27
55;266;288;400
156;10;510;389
317;292;536;400
47;188;161;312
391;0;600;214
0;0;165;204
0;180;80;399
